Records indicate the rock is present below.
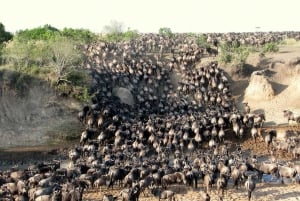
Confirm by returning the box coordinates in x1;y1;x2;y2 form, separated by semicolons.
113;87;134;106
245;71;275;100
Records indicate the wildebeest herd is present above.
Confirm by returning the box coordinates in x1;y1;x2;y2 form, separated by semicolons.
1;32;300;201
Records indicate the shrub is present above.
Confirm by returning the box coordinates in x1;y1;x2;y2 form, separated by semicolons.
158;27;174;38
66;70;89;86
218;43;250;66
26;65;52;77
2;39;35;71
61;28;97;43
0;22;13;43
234;46;250;65
197;33;210;48
73;86;91;102
123;29;139;41
262;42;279;53
218;51;233;64
15;24;59;41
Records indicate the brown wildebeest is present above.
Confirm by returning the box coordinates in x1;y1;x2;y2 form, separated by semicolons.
161;172;187;189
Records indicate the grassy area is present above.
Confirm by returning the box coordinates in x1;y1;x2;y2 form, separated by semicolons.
0;64;92;103
280;38;300;46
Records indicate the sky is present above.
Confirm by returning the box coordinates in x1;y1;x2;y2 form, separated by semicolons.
1;0;300;34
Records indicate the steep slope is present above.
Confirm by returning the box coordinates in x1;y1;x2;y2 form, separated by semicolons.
0;70;82;148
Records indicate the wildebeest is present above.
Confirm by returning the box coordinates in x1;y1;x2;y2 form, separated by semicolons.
231;165;242;189
203;171;214;193
292;146;300;159
77;105;91;124
216;175;228;197
34;188;62;201
103;194;118;201
93;174;110;191
283;110;300;123
80;128;97;146
150;186;176;201
245;174;256;201
277;164;297;184
250;126;259;143
139;175;154;196
198;190;210;201
253;113;265;128
161;172;186;189
263;130;276;151
184;167;201;189
119;182;141;201
254;161;278;181
243;102;251;114
108;166;130;189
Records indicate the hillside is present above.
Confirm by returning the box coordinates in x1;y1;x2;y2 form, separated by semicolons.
0;70;82;148
231;42;300;125
1;42;299;149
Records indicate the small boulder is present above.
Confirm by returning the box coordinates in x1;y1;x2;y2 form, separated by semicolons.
113;87;134;106
245;71;275;100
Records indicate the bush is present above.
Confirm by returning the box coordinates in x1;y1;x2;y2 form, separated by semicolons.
218;43;250;66
26;66;52;77
234;46;250;65
123;29;139;41
158;27;174;38
219;52;233;64
197;34;210;48
66;70;89;86
262;42;279;53
61;28;97;43
73;86;91;102
0;23;13;43
2;39;35;70
15;24;59;41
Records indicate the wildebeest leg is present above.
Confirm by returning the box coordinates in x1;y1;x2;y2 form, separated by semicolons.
247;191;252;201
281;176;284;184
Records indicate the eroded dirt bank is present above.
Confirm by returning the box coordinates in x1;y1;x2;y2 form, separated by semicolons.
0;70;82;148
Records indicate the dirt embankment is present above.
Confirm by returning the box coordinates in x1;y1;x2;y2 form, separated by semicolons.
229;43;300;126
0;70;82;148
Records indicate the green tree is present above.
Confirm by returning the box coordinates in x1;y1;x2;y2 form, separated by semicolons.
49;36;83;81
123;28;139;41
30;40;52;67
3;38;53;69
218;42;250;65
197;33;209;48
0;23;13;43
158;27;173;38
61;28;97;43
3;25;89;73
15;24;59;41
3;39;35;71
0;22;13;64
